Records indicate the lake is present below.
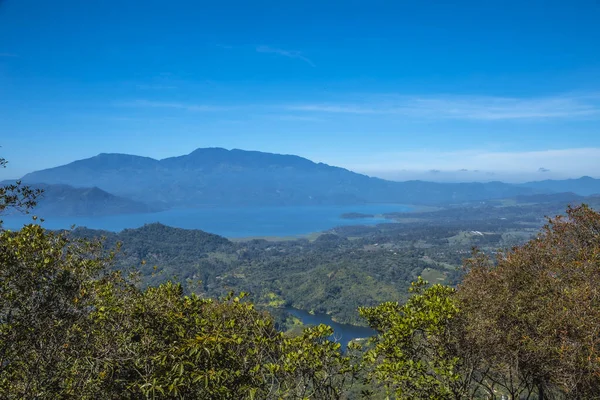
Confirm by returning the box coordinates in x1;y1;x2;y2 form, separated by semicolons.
1;204;410;237
284;307;376;350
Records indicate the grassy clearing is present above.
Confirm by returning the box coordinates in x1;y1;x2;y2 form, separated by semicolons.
421;256;458;270
420;268;447;283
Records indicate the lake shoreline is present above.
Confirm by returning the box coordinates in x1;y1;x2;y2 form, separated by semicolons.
283;306;377;350
2;204;416;238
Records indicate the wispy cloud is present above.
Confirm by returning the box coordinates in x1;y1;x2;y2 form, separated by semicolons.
114;92;600;122
0;53;17;57
290;105;381;114
256;46;315;67
287;93;600;120
116;100;231;112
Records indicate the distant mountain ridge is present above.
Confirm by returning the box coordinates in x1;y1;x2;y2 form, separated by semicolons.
1;182;156;217
21;148;547;209
520;176;600;196
511;192;587;204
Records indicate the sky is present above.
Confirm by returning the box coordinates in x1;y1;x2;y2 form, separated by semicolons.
1;0;600;182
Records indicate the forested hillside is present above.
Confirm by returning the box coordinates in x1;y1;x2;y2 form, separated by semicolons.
3;169;600;398
69;200;564;325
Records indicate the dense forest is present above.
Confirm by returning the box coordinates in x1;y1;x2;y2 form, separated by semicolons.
2;162;600;398
66;220;503;325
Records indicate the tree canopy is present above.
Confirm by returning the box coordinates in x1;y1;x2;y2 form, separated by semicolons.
0;157;42;226
459;205;600;398
361;205;600;399
0;223;362;399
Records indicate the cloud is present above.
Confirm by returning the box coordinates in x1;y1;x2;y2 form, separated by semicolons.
286;93;600;120
116;100;231;112
338;148;600;182
290;105;380;114
256;46;315;67
113;91;600;124
0;53;17;57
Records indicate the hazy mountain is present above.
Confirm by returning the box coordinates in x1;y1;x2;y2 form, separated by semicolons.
21;148;543;207
3;183;157;217
511;192;587;204
519;176;600;196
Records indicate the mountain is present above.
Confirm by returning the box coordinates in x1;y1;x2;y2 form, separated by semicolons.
7;183;157;217
21;148;543;207
520;176;600;196
511;192;587;204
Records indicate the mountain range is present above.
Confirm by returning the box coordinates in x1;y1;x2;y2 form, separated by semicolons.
13;148;600;216
519;176;600;196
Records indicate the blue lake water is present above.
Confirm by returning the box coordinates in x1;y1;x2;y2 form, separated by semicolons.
1;204;410;237
284;307;377;350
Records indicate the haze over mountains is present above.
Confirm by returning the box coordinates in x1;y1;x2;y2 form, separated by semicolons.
0;182;156;217
519;176;600;196
17;148;600;216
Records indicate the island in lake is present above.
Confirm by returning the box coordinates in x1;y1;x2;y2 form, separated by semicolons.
340;212;376;219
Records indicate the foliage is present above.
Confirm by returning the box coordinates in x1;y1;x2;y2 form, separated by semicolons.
0;156;42;225
0;223;357;399
359;278;478;399
0;224;113;398
81;286;358;399
361;205;600;399
458;205;600;398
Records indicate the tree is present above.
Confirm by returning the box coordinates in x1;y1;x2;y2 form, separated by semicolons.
0;224;356;399
0;224;114;398
458;205;600;399
81;286;357;399
361;205;600;399
359;278;483;400
0;156;42;227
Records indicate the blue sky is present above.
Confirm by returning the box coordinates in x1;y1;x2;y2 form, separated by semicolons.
1;0;600;182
